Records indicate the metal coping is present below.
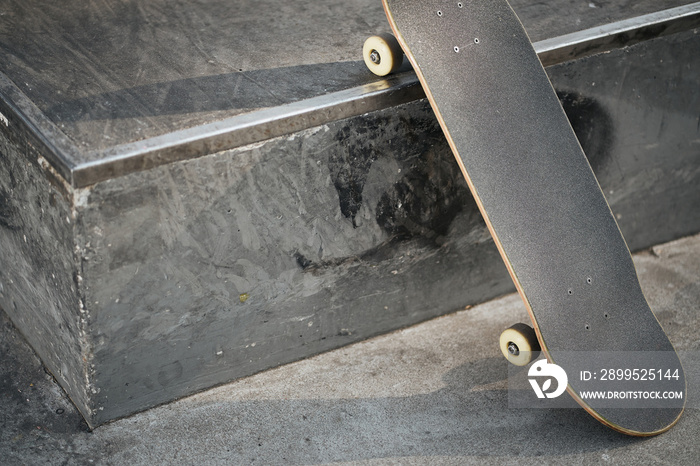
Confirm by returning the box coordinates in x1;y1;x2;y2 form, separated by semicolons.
2;2;699;188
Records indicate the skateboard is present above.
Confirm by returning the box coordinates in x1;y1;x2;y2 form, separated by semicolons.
363;0;685;435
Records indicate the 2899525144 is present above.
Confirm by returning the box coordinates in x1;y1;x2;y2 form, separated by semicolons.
596;368;681;381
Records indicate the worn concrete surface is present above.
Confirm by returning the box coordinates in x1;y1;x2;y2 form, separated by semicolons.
2;232;699;464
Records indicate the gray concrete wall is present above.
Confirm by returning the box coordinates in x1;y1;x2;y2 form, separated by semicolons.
548;30;700;250
0;120;90;420
75;101;513;425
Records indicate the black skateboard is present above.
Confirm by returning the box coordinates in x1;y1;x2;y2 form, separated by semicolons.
363;0;685;435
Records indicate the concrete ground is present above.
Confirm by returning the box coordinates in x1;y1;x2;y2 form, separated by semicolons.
1;233;699;465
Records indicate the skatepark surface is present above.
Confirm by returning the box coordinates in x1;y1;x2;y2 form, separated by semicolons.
2;232;699;464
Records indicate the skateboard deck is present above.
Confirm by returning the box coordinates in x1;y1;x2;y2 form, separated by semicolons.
377;0;686;435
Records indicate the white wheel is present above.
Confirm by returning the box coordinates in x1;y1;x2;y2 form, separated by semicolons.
499;323;541;366
363;33;403;76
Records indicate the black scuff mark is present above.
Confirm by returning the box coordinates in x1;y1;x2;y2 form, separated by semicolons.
375;152;469;247
294;252;313;270
290;101;503;276
0;188;19;231
557;90;614;176
327;124;379;228
301;107;479;274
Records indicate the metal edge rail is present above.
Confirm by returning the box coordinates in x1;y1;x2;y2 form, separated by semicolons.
72;75;424;188
535;2;700;66
2;2;699;189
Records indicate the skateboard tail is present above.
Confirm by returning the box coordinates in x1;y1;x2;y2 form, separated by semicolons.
382;0;685;436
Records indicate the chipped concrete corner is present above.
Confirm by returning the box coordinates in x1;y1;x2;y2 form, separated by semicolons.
0;124;95;424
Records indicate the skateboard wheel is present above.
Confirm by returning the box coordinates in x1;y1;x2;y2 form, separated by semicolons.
499;323;541;366
363;33;403;76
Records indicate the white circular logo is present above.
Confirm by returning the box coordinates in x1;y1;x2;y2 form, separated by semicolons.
528;360;568;399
